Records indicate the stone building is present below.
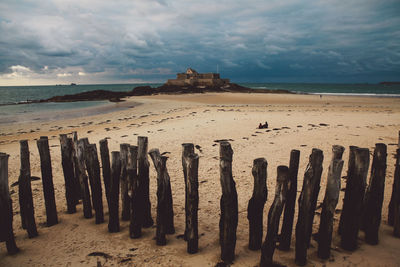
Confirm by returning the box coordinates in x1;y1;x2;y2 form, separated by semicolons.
166;68;229;86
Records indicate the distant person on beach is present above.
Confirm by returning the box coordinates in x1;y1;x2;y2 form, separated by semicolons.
258;121;269;129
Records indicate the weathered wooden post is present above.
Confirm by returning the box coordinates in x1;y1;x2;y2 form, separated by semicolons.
149;149;168;245
247;158;268;251
338;146;358;235
77;139;92;219
37;136;58;226
72;131;82;201
219;141;238;264
18;140;38;238
317;145;344;259
138;136;153;227
0;153;19;254
260;166;289;267
398;130;400;148
279;149;300;251
182;143;195;240
362;143;387;244
149;149;175;243
85;144;104;224
99;138;111;207
389;148;400;236
120;143;131;221
128;146;142;238
295;148;324;266
108;151;121;233
60;134;77;214
185;153;199;253
340;148;370;251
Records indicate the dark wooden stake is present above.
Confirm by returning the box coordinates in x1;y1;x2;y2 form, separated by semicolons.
149;149;169;245
99;138;111;208
219;141;238;264
398;130;400;148
295;148;324;266
278;149;300;251
317;145;345;259
362;143;387;244
138;136;153;228
182;143;195;241
60;134;77;213
76;138;93;219
185;153;199;253
338;145;358;235
108;151;121;233
247;157;268;251
389;149;400;236
128;146;142;238
120;143;131;221
340;148;370;251
260;166;289;267
85;144;104;224
0;153;19;254
37;136;58;226
149;149;175;235
72;131;82;201
18;140;38;238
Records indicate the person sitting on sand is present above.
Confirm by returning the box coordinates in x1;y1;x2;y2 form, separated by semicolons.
258;121;269;129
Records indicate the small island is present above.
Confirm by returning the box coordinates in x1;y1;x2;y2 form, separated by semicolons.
37;68;292;103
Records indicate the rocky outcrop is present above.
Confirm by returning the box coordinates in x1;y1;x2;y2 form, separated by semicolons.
39;83;293;103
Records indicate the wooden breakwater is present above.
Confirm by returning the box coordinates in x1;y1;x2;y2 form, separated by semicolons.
0;132;399;266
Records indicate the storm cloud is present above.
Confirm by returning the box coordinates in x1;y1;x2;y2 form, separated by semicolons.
0;0;399;85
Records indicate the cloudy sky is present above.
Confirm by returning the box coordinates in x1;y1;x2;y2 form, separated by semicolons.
0;0;399;85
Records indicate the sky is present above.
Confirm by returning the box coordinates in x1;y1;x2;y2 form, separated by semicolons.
0;0;399;86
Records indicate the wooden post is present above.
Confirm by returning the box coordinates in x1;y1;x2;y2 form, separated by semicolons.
120;143;131;221
37;136;58;226
295;148;324;266
317;145;344;259
307;149;324;247
247;157;268;251
338;146;358;235
60;134;77;214
278;149;300;251
149;149;168;245
108;151;121;233
76;139;93;219
185;153;199;253
362;144;387;244
340;148;370;251
128;146;142;238
398;130;400;148
389;149;400;236
85;144;104;224
260;166;289;267
182;143;195;240
0;153;19;254
149;149;175;243
72;131;82;201
219;141;238;264
99;138;111;208
138;136;153;228
18;140;38;238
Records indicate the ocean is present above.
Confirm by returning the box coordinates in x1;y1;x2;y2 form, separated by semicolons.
1;83;399;124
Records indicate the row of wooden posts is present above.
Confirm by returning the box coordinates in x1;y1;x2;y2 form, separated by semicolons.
0;132;400;266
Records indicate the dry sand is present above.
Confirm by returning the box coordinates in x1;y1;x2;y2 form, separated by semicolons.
0;92;399;266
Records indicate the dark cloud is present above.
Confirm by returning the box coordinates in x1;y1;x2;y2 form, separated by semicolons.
0;0;399;85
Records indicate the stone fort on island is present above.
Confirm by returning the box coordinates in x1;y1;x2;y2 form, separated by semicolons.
166;68;230;87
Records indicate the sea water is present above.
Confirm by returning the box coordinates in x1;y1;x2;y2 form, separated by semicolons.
0;83;399;124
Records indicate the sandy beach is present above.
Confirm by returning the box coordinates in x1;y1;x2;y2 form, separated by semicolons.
0;92;399;267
